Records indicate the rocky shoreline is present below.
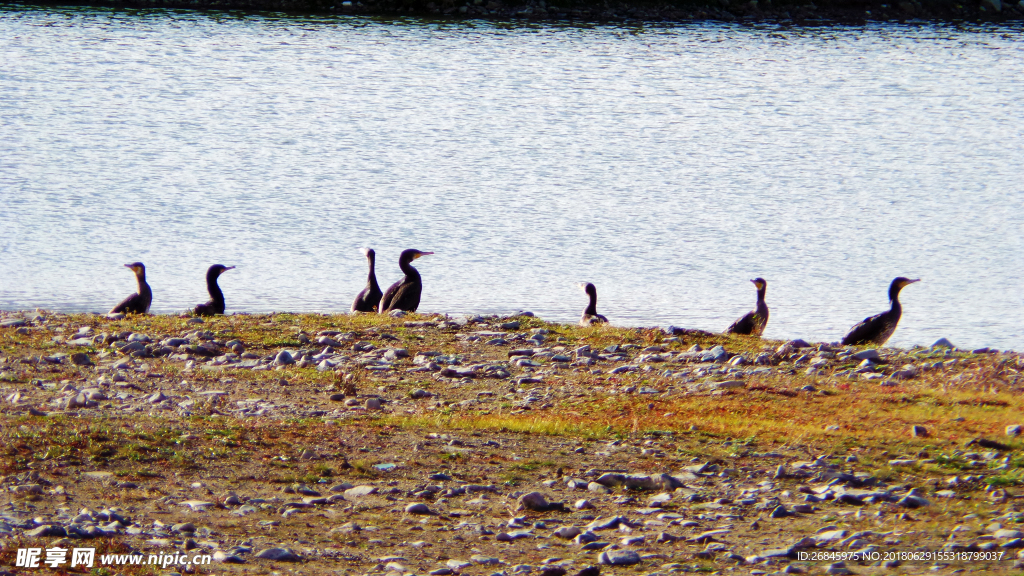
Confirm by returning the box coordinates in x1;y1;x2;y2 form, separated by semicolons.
1;310;1023;574
7;0;1024;24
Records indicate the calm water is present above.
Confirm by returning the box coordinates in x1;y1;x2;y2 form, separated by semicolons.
1;8;1023;350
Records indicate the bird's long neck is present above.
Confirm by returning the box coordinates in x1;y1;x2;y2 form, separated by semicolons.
888;287;903;316
206;272;224;305
399;257;420;280
367;254;380;289
136;271;151;297
755;287;768;314
585;290;598;315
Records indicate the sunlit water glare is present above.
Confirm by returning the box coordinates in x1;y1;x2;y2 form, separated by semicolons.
1;8;1022;349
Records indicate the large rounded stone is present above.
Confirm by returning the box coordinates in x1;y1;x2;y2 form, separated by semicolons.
255;547;300;561
517;491;549;511
598;550;640;565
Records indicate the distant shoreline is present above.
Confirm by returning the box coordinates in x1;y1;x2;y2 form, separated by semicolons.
5;0;1024;24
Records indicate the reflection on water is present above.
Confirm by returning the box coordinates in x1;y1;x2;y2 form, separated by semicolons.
1;8;1022;350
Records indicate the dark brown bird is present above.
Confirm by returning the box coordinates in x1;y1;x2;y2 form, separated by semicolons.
379;249;433;313
351;248;383;313
727;278;769;337
109;262;152;315
192;264;235;316
841;277;920;346
579;283;608;326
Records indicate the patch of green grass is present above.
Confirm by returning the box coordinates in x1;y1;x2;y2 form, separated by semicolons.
312;463;334;477
205;446;233;460
500;472;525;486
41;445;73;461
117;443;156;463
986;469;1024;487
169;450;200;470
933;454;968;470
351;459;380;477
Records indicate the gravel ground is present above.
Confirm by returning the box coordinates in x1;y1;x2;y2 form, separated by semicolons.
1;310;1022;575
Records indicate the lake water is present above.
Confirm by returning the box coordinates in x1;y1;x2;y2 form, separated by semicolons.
1;7;1022;350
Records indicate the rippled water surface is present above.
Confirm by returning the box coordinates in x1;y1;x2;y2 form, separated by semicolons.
2;8;1023;349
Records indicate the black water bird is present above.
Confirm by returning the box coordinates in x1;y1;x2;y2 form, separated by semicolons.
110;262;152;315
192;264;235;316
351;248;383;313
379;249;433;313
841;277;920;346
579;283;609;326
727;278;769;337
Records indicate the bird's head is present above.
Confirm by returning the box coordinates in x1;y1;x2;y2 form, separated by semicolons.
361;247;375;259
889;277;920;299
401;249;434;262
750;278;767;290
124;262;146;275
209;264;235;277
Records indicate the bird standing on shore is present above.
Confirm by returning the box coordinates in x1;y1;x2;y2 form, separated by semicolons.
110;262;152;315
579;282;608;326
192;264;235;316
379;249;433;313
351;248;383;313
727;278;769;336
841;277;920;346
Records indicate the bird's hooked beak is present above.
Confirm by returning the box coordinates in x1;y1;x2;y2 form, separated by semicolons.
904;278;921;286
413;251;434;260
223;266;236;272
